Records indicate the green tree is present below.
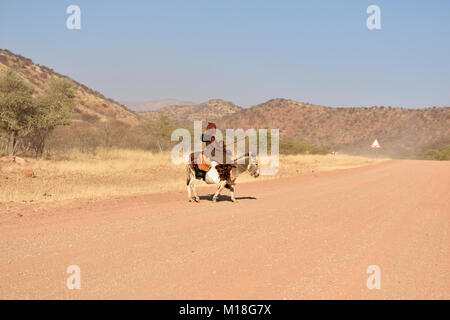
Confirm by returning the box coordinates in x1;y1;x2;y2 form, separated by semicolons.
0;70;35;156
26;78;75;157
147;114;176;152
0;69;75;157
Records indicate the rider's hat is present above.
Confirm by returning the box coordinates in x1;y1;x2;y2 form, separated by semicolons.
202;122;216;142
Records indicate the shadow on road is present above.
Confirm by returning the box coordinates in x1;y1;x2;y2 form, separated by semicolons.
199;194;257;202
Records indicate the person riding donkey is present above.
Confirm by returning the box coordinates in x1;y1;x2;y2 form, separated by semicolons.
192;122;236;185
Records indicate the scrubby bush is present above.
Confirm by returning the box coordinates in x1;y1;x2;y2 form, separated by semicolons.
279;139;331;155
423;147;450;161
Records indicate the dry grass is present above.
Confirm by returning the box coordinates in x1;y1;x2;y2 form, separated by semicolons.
0;149;388;204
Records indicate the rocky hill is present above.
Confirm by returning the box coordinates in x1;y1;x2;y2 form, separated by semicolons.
147;98;449;157
0;49;140;125
216;99;450;157
141;99;243;123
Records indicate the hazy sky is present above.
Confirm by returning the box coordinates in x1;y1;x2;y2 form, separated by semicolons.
1;0;449;108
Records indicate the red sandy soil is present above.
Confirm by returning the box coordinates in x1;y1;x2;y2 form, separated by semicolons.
0;160;449;299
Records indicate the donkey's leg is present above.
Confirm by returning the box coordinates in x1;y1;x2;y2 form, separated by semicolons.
230;184;236;202
212;180;227;203
187;174;194;202
186;166;195;202
192;179;200;202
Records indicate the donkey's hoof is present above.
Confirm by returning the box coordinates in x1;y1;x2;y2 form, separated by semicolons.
212;198;217;203
194;198;200;203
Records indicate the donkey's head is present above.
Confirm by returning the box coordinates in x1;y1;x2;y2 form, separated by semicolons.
234;153;260;179
246;153;260;178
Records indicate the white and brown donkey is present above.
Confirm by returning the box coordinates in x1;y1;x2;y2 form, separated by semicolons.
186;153;259;203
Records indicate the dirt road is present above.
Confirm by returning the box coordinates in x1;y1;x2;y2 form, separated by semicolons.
1;160;449;299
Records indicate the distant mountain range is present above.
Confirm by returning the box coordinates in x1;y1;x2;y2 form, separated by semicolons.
215;99;450;157
2;49;449;157
122;99;196;113
142;97;449;157
141;99;242;122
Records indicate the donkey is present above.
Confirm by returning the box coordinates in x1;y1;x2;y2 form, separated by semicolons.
186;153;260;203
